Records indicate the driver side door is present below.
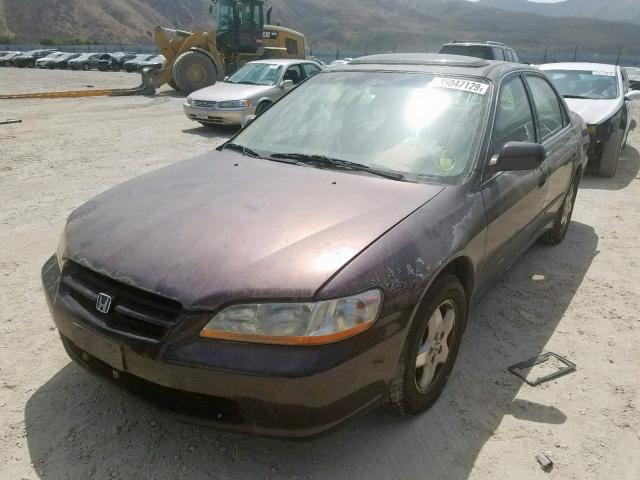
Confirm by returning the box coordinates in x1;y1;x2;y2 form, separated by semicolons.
479;73;549;283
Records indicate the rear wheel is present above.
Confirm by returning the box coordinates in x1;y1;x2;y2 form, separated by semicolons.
385;275;467;415
172;50;217;95
168;79;179;91
540;175;579;245
82;63;90;71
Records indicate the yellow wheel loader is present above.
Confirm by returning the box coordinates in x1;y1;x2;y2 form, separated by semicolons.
0;0;305;100
154;0;306;94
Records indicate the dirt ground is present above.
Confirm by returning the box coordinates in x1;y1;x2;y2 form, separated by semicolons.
1;68;639;480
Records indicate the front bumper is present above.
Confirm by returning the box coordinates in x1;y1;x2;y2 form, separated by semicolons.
42;256;410;438
183;104;254;126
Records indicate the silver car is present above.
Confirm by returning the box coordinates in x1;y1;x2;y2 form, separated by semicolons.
184;59;323;126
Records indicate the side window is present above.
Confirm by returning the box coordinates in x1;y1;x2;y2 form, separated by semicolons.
285;38;298;55
506;50;514;62
511;51;520;63
301;63;321;78
493;47;505;61
490;75;536;156
525;75;565;141
283;65;303;85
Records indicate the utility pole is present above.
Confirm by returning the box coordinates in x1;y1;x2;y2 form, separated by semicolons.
336;43;340;60
543;46;548;63
572;45;578;62
616;47;622;65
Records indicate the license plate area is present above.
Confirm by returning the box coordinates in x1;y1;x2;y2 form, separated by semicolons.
195;109;209;120
71;322;125;371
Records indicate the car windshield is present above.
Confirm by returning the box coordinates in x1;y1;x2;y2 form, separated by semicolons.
545;69;618;100
439;45;494;60
231;72;490;184
227;63;283;86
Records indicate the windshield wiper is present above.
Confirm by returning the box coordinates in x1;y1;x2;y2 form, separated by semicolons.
269;153;405;181
563;94;590;99
223;142;261;158
237;80;259;85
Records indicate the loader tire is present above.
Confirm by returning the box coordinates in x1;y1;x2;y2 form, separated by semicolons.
168;79;179;91
172;50;217;94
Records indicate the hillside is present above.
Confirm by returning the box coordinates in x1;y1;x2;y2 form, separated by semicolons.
1;0;640;55
478;0;640;26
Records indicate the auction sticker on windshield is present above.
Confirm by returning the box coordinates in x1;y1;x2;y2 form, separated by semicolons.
592;71;616;77
431;77;489;95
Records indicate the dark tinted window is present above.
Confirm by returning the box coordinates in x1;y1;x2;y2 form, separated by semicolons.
526;75;565;140
439;44;494;60
284;65;303;85
491;75;536;155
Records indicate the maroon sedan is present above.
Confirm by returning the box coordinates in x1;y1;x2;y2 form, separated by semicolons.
43;54;587;437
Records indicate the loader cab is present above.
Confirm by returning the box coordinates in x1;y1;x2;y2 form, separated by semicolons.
215;0;265;54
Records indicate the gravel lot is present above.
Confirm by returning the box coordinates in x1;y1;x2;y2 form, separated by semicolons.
1;68;639;480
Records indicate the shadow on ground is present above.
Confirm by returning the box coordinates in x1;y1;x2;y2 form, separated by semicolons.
25;223;598;480
580;145;640;191
181;124;239;140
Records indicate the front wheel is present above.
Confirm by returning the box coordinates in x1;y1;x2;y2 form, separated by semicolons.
255;101;272;116
172;50;217;94
385;274;467;415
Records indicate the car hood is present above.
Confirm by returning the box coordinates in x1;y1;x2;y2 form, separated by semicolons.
64;151;444;309
191;82;273;102
565;97;623;125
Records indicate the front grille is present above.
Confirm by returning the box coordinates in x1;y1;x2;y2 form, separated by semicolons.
60;262;182;343
193;100;217;108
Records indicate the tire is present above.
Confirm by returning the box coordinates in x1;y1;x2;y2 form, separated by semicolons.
385;274;467;415
540;174;579;245
172;50;217;95
112;64;121;72
597;142;622;177
168;79;179;91
83;63;90;71
255;101;272;116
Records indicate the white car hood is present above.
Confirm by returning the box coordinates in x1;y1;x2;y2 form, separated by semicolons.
191;82;272;102
565;98;623;125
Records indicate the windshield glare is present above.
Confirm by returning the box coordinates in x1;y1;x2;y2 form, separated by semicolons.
545;70;618;100
232;72;490;183
227;63;283;86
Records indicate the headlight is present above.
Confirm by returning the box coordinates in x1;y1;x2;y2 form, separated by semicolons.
217;99;251;109
56;227;67;270
200;289;382;345
186;96;193;106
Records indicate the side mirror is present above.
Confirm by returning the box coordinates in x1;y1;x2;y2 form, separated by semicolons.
489;142;546;174
625;90;640;101
280;79;294;89
224;75;229;81
241;114;256;128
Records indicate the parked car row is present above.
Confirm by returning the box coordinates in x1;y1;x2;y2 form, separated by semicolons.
0;49;164;72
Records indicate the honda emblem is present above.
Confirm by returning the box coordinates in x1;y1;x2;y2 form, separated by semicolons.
96;293;112;314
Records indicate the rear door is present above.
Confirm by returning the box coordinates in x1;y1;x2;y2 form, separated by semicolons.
480;73;548;281
524;73;576;217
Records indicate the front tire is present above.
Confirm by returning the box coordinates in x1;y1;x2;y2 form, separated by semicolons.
172;50;217;95
255;101;272;116
386;274;467;415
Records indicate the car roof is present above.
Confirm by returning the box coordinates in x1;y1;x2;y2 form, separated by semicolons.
330;53;532;81
539;62;619;73
248;58;315;66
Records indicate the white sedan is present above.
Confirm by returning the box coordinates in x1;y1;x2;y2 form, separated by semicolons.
540;62;640;177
